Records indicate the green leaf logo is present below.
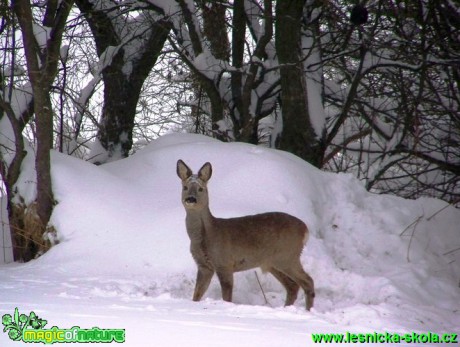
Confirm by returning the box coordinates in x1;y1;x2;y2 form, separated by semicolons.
2;308;48;342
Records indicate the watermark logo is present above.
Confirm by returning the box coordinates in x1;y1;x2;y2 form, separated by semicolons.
2;308;125;344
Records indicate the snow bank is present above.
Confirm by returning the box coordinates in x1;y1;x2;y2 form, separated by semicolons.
1;133;459;345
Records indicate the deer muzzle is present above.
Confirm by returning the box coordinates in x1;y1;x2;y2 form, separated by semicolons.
184;196;197;205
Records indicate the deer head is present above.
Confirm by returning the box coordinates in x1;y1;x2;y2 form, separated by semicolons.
177;159;212;211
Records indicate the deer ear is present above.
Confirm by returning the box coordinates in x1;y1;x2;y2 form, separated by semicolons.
177;159;192;180
198;162;212;182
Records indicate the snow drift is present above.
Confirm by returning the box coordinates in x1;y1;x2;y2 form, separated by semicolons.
0;133;459;346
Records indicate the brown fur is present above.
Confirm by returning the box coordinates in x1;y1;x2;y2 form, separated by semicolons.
177;159;315;310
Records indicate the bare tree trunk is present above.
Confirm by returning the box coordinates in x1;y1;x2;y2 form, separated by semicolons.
202;1;230;61
275;1;323;167
9;0;73;261
76;0;170;162
34;87;54;225
174;0;226;140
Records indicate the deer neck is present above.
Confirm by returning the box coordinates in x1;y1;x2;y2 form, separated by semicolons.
185;207;215;241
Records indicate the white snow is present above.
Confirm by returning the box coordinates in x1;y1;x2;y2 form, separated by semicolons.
303;34;326;138
32;23;51;49
0;133;459;346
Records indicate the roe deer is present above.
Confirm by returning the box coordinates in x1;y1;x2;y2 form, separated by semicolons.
176;160;315;310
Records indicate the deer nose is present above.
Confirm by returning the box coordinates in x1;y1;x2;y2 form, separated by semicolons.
185;196;197;204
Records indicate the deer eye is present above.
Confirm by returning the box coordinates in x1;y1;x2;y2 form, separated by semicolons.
183;186;188;191
198;187;203;192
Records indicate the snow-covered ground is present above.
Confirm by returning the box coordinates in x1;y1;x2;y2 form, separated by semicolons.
1;133;459;346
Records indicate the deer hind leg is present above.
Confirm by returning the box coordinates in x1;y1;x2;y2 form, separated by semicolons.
193;265;214;301
269;267;299;306
215;267;234;302
275;264;315;310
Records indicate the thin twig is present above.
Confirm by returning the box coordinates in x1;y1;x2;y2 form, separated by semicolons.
426;198;460;221
400;215;423;262
400;198;459;262
254;271;270;306
444;247;460;256
400;215;423;237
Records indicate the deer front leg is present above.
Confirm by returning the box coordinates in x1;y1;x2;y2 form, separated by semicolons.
216;268;234;302
193;265;214;301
